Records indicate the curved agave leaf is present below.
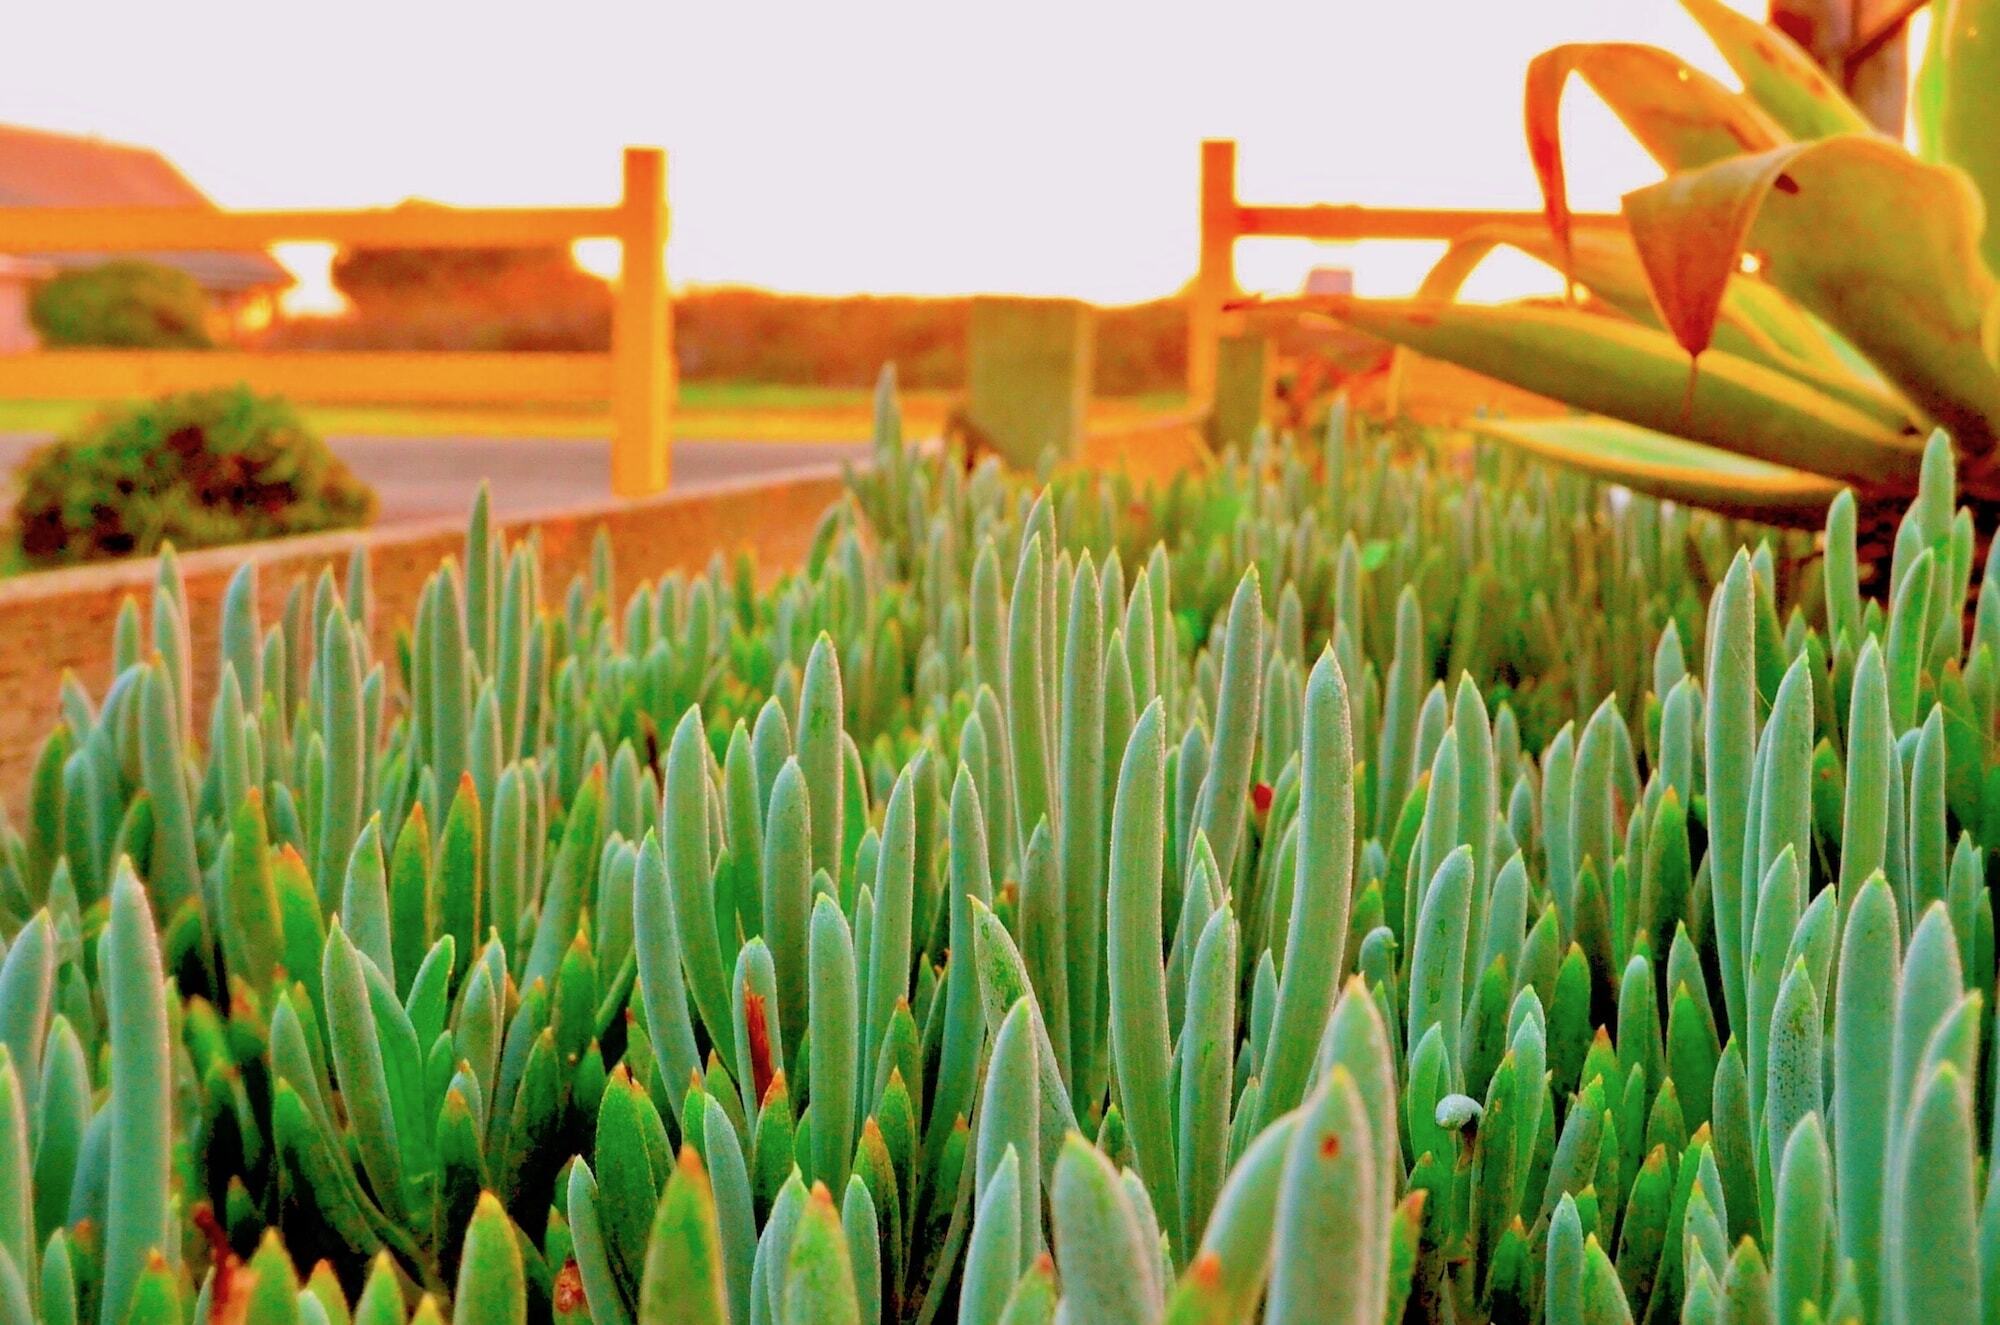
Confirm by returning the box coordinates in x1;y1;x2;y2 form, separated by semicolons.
1917;0;2000;271
1416;222;1891;405
1679;0;1875;141
1623;134;2000;455
1526;42;1787;272
1915;0;1952;158
1469;418;1842;525
1280;296;1921;485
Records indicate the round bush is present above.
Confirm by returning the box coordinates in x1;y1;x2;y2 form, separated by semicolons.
28;260;215;349
12;386;376;565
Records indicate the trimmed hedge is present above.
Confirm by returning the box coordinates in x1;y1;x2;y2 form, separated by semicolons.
28;259;214;350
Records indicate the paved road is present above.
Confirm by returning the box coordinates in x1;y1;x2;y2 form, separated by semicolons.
0;434;872;525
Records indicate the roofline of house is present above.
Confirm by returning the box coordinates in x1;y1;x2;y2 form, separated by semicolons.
0;121;163;160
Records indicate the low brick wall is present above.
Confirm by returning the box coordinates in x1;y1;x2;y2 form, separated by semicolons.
0;465;848;820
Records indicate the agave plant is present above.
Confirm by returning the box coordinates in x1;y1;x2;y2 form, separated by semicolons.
1259;0;2000;533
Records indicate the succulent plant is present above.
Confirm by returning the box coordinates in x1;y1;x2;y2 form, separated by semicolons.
2;373;1998;1321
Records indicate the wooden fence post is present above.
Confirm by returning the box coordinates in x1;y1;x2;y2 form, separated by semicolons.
1188;139;1238;417
611;147;672;497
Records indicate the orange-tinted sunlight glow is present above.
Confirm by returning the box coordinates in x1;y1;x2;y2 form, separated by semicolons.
9;0;1796;308
234;292;276;334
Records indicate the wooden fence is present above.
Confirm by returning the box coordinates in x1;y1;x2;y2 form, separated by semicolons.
1187;138;1622;411
0;146;674;496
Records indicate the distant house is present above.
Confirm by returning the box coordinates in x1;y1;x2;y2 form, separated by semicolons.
0;255;45;352
0;123;291;348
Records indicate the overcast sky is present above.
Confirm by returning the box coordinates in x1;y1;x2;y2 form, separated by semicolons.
2;0;1788;306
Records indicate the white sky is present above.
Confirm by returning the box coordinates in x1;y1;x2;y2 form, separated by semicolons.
0;0;1780;309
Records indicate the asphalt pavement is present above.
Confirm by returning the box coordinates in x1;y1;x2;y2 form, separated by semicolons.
0;433;873;524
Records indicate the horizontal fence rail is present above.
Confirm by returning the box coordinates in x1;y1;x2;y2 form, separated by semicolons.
0;350;613;405
0;147;673;496
1188;138;1621;410
1233;203;1625;243
0;206;627;252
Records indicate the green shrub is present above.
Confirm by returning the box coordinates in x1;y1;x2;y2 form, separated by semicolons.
12;385;374;565
27;259;214;349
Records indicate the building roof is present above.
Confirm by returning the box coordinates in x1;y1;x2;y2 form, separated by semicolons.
0;123;290;293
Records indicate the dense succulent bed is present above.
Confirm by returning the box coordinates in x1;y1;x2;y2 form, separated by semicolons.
0;378;1985;1323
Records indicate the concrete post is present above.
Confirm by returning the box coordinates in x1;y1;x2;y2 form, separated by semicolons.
1208;333;1269;455
966;296;1094;468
